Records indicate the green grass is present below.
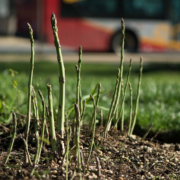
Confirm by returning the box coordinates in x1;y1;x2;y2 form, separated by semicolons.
1;61;180;135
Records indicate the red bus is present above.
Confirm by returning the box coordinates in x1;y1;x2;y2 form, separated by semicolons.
16;0;180;53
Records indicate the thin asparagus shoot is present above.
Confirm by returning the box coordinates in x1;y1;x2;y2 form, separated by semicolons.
96;157;101;177
74;103;81;174
128;82;133;135
45;105;50;141
51;13;65;155
120;82;125;131
130;57;143;135
80;150;85;172
81;100;86;120
100;109;103;127
107;18;125;131
37;90;46;162
88;83;101;162
31;87;40;166
114;59;132;129
24;23;35;163
20;134;32;165
89;83;101;130
47;84;57;152
104;69;120;133
65;115;71;180
4;111;17;164
76;46;83;114
142;123;153;141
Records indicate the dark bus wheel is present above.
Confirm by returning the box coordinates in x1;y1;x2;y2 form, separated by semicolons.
111;31;138;54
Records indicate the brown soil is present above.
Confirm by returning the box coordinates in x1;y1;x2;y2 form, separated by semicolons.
0;124;180;180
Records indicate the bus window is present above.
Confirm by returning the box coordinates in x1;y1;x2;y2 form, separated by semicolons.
123;0;166;19
61;0;121;18
170;0;180;23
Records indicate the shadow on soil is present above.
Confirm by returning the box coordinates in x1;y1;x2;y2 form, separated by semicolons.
133;124;180;144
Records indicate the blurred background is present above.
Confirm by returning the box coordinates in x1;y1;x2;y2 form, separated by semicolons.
1;0;180;57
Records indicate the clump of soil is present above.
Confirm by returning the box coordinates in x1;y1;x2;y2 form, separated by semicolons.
0;124;180;180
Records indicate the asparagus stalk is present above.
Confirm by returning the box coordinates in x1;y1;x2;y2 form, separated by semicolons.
80;150;85;172
100;109;103;127
31;87;40;165
107;18;125;130
130;57;143;135
119;18;125;80
30;90;46;176
37;90;46;161
81;100;86;120
4;111;17;164
76;46;83;113
74;103;81;173
96;157;101;177
128;83;133;135
142;123;153;141
88;84;101;161
51;13;65;154
104;69;120;133
45;105;50;141
120;82;125;130
114;59;132;129
89;83;101;130
65;115;71;180
20;134;32;165
47;84;57;152
24;23;35;163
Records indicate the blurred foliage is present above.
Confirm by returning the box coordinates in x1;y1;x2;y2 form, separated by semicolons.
1;62;180;134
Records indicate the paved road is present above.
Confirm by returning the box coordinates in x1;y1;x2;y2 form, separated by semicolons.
0;36;180;64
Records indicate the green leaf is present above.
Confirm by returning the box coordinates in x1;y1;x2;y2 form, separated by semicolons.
37;137;50;145
86;104;109;111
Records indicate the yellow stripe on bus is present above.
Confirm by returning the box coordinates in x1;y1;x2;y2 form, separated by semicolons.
141;37;180;51
63;0;84;4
